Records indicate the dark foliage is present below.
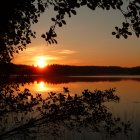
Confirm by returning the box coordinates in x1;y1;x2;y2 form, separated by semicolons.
0;0;140;62
0;85;132;139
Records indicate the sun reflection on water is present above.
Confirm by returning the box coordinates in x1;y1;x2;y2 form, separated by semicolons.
35;81;49;92
19;80;61;97
39;81;45;91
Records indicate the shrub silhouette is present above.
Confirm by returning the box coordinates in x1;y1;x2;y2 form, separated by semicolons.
0;85;132;140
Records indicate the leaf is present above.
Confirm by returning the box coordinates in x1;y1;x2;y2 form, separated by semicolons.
75;3;80;8
62;20;66;25
81;0;87;6
54;6;58;11
131;20;135;23
51;18;56;22
116;35;120;39
125;23;129;28
53;39;58;44
56;15;60;20
67;11;71;17
136;33;139;38
123;35;128;39
34;19;38;23
58;22;62;27
122;22;125;27
112;32;116;35
59;3;65;7
127;32;132;35
48;40;51;44
51;39;54;44
52;34;57;37
41;34;46;38
115;27;119;31
116;4;121;9
71;10;76;15
106;6;110;10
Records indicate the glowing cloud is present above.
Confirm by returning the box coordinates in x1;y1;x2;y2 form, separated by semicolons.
58;49;76;54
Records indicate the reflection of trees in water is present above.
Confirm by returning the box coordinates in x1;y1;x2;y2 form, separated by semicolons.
1;75;140;85
0;84;132;140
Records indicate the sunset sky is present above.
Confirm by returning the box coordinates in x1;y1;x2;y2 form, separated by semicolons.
12;6;140;67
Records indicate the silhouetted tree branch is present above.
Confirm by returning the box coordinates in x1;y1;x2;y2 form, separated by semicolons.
0;86;132;140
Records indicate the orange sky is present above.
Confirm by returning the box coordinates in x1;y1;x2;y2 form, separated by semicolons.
12;7;140;67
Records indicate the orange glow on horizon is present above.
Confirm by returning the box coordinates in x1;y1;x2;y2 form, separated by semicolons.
34;56;48;68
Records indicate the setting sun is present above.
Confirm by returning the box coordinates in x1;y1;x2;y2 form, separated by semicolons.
34;56;47;68
37;60;46;68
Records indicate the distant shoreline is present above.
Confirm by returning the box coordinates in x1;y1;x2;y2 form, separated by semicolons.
0;63;140;76
1;74;140;77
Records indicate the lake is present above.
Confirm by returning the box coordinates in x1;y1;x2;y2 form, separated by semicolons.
0;75;140;140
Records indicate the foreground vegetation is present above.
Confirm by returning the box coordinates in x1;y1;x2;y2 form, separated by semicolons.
0;85;132;140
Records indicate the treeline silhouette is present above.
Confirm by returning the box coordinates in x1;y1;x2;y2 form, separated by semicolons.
0;63;140;76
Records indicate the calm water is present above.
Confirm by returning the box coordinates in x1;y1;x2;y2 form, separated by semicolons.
1;75;140;140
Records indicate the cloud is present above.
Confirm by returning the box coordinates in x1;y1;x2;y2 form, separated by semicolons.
58;49;76;54
12;45;77;65
33;55;61;61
